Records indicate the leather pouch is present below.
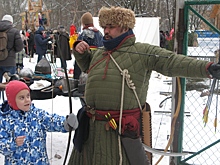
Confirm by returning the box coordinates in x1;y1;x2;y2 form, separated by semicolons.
121;136;151;165
73;105;90;152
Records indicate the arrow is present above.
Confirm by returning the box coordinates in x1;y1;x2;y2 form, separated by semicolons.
203;78;217;126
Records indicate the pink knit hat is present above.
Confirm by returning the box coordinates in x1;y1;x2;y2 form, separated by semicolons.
5;80;30;110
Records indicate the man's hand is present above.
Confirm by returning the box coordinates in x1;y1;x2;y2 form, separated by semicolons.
75;41;90;54
208;63;220;79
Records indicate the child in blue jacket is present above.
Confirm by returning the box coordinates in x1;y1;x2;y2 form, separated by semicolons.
0;80;78;165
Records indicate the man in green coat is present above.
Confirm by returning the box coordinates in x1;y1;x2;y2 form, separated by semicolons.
68;6;220;165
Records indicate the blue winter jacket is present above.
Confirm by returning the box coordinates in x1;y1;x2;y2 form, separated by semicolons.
0;101;67;165
78;27;103;48
34;29;50;56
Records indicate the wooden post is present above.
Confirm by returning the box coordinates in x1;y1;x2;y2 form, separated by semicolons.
170;0;185;165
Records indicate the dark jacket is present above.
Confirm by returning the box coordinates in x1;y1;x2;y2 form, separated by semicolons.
34;28;50;55
74;26;103;79
0;20;23;66
28;32;35;46
54;31;71;60
78;27;103;48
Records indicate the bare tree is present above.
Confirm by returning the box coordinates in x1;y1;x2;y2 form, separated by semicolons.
0;0;176;32
188;4;211;31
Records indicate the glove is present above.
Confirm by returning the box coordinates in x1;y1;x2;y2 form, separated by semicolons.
64;113;79;131
208;63;220;79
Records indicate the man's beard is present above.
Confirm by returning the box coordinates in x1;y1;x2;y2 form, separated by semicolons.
104;34;113;40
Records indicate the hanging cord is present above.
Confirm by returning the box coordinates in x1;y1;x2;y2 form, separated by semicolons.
50;79;54;164
109;55;142;109
50;40;56;163
47;42;55;164
155;77;182;165
118;69;125;165
109;54;143;165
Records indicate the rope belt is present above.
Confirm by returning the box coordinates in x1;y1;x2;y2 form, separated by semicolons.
86;108;141;136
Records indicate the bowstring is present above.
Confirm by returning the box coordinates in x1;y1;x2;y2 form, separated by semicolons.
49;34;56;164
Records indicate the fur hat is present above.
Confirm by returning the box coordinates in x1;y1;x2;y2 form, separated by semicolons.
6;80;30;110
98;6;135;29
2;14;13;24
81;12;93;25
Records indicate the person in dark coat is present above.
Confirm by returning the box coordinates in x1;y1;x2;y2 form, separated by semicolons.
0;15;23;84
54;25;71;69
34;26;52;63
160;30;166;48
27;29;35;58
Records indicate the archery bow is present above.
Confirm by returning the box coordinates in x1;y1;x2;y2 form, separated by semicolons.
154;77;182;164
55;31;73;165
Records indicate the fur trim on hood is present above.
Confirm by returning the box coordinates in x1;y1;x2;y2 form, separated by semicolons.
98;6;135;29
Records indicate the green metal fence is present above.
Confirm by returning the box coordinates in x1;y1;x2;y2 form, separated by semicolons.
179;1;220;165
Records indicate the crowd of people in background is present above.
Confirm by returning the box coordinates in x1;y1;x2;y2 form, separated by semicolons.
12;12;100;82
0;13;79;93
14;21;79;73
1;13;177;78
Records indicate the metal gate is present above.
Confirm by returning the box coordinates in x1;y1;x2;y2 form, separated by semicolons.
177;1;220;165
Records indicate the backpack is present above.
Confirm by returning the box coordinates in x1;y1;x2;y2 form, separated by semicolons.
0;29;9;60
80;28;103;47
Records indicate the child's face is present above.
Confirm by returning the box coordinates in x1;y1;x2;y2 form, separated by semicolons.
15;89;31;111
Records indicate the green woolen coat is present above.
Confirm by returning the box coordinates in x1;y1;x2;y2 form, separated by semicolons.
68;35;211;165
